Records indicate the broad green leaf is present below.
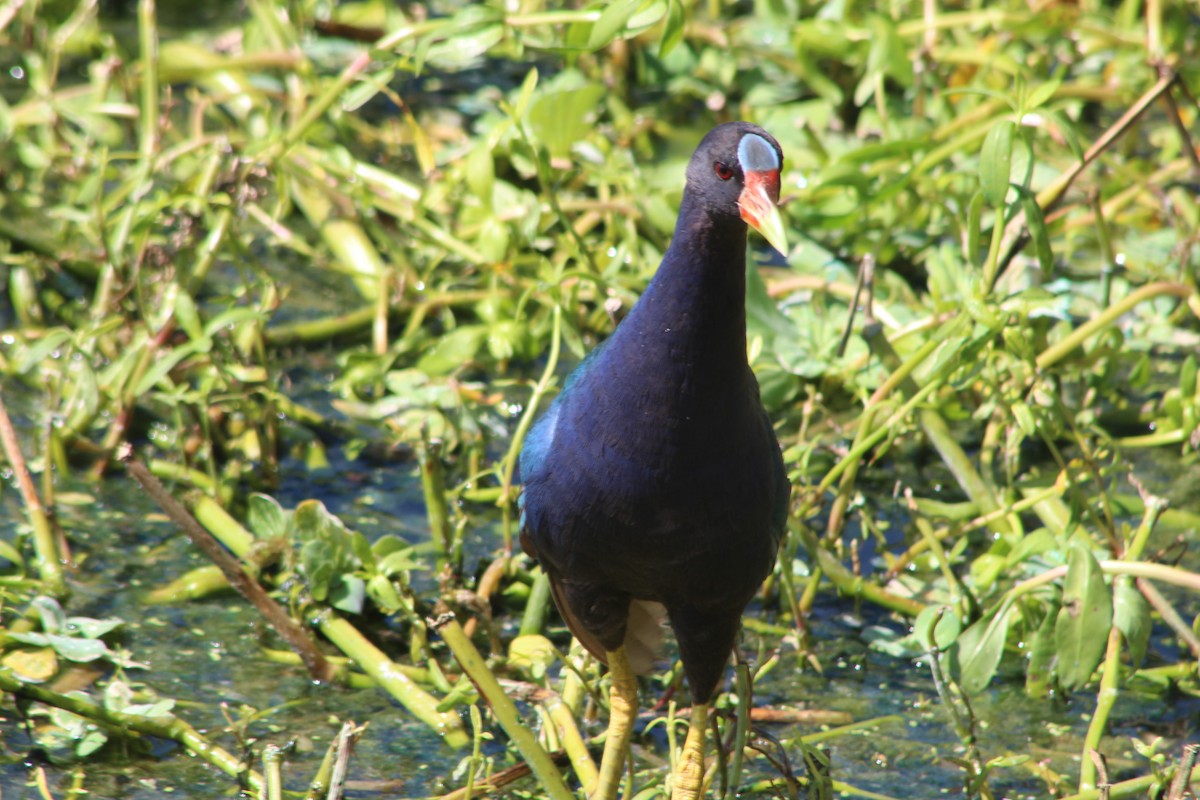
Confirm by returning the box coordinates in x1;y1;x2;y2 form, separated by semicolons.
1024;78;1061;112
980;119;1014;207
1024;602;1058;698
8;632;109;662
416;324;488;376
350;531;375;571
956;603;1011;695
301;539;336;601
914;605;962;651
247;493;286;539
659;0;684;57
745;263;793;343
330;575;366;614
15;328;73;375
528;81;606;160
32;596;68;633
1005;528;1057;567
1053;539;1112;690
67;617;122;639
587;0;641;50
1113;578;1150;668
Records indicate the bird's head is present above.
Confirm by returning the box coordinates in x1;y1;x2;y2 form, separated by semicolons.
686;122;787;255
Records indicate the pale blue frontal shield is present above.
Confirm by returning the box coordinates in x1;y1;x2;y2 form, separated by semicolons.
737;133;780;172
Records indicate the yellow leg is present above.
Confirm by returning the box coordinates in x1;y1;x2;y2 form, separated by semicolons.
670;702;709;800
593;646;637;800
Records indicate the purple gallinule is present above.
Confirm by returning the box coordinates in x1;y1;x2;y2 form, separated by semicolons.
519;122;789;800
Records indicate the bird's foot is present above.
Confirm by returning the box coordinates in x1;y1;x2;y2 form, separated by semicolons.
669;702;709;800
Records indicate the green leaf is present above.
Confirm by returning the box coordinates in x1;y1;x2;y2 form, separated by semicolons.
1042;109;1083;160
1182;354;1197;399
247;493;286;539
133;339;203;395
1024;78;1061;112
1005;527;1057;567
914;605;962;651
301;539;335;601
0;537;24;571
1113;578;1150;668
1024;602;1058;698
466;142;495;209
980;119;1014;207
587;0;642;50
956;603;1011;695
745;263;793;343
528;81;606;160
9;633;109;663
416;325;488;376
31;596;67;633
15;328;73;375
330;575;366;614
659;0;684;57
966;189;984;266
1053;539;1112;690
167;282;204;344
1014;186;1054;278
67;617;121;639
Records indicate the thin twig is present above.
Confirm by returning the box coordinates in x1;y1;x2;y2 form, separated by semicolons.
996;70;1178;276
120;446;336;683
1166;744;1199;800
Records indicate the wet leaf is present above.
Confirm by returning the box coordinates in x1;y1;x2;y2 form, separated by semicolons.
247;493;286;539
15;328;73;375
1;647;58;682
956;602;1012;695
1025;601;1058;697
914;605;962;651
1113;578;1150;668
1054;539;1112;690
331;575;366;614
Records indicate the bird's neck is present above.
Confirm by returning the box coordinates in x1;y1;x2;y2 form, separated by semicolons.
632;197;750;363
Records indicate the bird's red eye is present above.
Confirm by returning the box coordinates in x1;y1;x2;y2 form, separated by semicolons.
713;161;734;181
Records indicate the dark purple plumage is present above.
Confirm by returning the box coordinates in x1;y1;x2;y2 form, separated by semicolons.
519;122;789;704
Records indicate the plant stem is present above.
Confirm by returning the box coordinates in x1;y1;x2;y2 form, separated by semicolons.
0;391;67;597
0;670;263;793
431;610;574;800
